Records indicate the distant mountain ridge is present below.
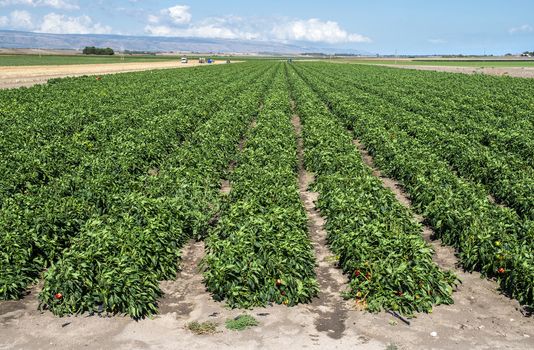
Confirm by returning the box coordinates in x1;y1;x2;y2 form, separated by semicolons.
0;30;372;55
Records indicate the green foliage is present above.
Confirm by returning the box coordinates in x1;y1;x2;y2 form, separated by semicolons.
225;315;259;331
292;61;533;309
82;46;115;55
287;64;457;316
337;58;534;68
0;62;275;316
0;54;175;66
2;59;533;318
187;321;218;335
203;67;319;308
312;62;534;219
37;65;276;317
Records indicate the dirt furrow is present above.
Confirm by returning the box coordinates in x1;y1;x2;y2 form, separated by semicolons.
291;107;350;339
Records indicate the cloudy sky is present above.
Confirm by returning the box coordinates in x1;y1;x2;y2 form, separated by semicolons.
0;0;533;54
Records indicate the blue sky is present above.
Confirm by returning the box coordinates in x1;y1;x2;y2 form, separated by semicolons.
1;0;533;54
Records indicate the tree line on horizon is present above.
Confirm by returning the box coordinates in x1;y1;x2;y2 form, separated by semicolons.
82;46;115;55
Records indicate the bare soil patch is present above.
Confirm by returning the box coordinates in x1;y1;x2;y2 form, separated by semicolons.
380;64;534;78
0;49;80;55
0;60;227;89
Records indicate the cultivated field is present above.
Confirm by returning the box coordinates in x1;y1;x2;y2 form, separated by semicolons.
332;58;534;78
334;58;534;67
0;54;178;66
0;61;533;349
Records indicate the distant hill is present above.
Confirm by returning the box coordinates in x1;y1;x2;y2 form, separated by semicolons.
0;30;372;56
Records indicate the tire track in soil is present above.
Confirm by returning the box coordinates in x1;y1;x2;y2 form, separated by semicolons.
291;104;349;340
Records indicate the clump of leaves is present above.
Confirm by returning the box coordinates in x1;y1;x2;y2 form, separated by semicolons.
225;315;259;331
187;321;218;335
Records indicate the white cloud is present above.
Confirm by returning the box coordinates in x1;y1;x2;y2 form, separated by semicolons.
0;0;78;10
0;10;34;29
428;38;446;44
148;4;192;25
145;12;260;40
144;6;371;44
38;13;112;34
509;24;533;34
10;9;33;28
272;18;371;44
0;0;32;5
167;5;191;24
145;22;258;40
147;14;159;24
0;10;110;34
2;2;372;45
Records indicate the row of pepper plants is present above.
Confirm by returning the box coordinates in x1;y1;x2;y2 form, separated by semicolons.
1;64;268;300
304;63;533;220
293;62;533;308
0;65;245;199
38;62;277;318
321;63;534;163
286;64;457;316
0;63;272;304
203;64;319;308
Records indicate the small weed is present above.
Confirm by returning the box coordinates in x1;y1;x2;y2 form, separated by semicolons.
187;321;218;335
225;314;259;331
325;255;340;263
386;344;399;350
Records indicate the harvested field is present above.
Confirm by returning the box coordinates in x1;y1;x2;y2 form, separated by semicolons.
0;60;227;89
380;64;534;78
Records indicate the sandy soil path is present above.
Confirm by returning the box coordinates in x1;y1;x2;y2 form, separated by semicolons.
1;215;532;350
379;64;534;78
0;60;227;89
